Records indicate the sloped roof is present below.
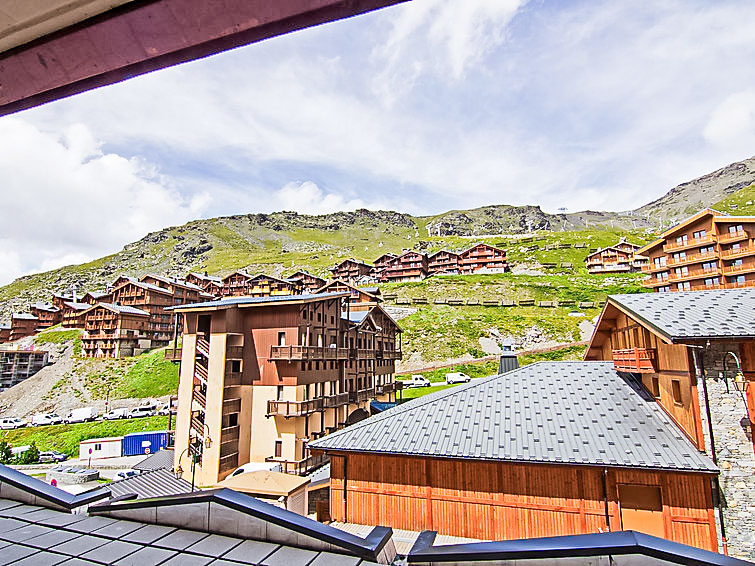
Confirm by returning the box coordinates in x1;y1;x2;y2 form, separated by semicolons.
216;470;309;497
97;303;150;316
133;449;174;472
31;302;58;313
108;468;191;499
11;313;38;320
62;302;91;311
608;289;755;341
311;361;717;473
167;292;348;311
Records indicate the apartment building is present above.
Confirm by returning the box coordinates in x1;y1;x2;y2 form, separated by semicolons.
9;313;39;341
585;238;647;274
640;208;755;292
221;271;301;297
316;280;382;311
427;249;460;275
285;270;327;293
330;259;373;282
0;325;9;343
0;347;48;390
29;302;61;329
459;243;508;274
380;251;428;282
139;274;208;303
372;253;398;275
185;272;223;296
80;303;151;358
169;291;402;486
60;301;91;328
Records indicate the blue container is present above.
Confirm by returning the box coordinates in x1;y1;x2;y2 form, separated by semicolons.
122;431;168;456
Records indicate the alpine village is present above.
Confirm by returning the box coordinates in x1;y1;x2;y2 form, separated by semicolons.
2;158;755;566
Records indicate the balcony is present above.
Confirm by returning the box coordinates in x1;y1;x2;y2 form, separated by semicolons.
725;279;755;289
269;345;349;361
323;392;350;408
356;349;376;359
613;348;657;374
666;267;720;283
376;382;399;395
378;350;402;360
224;371;242;386
722;262;755;276
196;337;210;357
349;387;375;403
664;251;717;269
164;348;182;362
663;234;716;253
721;245;755;259
265;452;329;476
226;345;243;358
220;425;240;444
267;398;324;417
193;388;206;410
223;397;241;414
718;229;749;244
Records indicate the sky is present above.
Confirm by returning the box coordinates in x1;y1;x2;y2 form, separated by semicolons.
3;0;755;285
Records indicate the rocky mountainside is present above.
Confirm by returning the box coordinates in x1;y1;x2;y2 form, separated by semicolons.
2;156;754;319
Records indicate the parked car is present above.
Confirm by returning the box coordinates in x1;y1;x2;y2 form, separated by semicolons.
157;403;171;416
64;407;97;424
103;408;129;420
445;372;471;384
128;405;157;418
0;417;26;430
31;413;63;426
402;375;431;388
38;450;68;463
114;470;140;481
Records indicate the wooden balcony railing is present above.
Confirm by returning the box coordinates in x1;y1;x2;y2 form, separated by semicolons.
164;348;182;361
718;229;749;244
666;267;720;282
269;345;349;361
349;387;375;403
224;371;242;386
221;425;240;444
612;348;657;374
323;392;350;408
223;397;242;414
663;234;716;252
379;350;402;360
725;279;755;289
267;398;324;417
721;245;755;258
193;388;206;410
723;263;755;275
190;414;205;437
357;349;376;359
226;345;244;358
194;362;208;384
266;452;329;476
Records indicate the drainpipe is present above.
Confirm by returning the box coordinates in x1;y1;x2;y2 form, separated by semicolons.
693;346;728;555
602;468;610;531
343;455;348;521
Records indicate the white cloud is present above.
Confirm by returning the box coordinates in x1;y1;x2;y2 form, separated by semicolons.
0;119;211;285
703;90;755;155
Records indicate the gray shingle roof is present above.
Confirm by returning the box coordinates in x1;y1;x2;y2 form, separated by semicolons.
99;303;150;316
108;469;191;499
310;361;717;473
609;288;755;341
133;449;175;472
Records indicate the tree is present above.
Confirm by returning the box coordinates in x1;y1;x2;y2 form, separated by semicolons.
15;442;39;465
0;441;11;464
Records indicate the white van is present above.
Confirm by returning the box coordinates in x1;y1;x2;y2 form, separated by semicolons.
31;413;62;426
64;407;97;424
445;372;471;384
0;417;26;430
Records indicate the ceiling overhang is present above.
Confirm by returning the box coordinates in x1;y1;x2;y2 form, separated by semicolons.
0;0;407;117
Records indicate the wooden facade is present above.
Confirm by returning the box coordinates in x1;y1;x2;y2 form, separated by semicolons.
316;280;381;311
330;259;373;282
286;271;327;293
173;293;402;486
372;253;398;275
326;453;717;551
641;209;755;292
0;325;10;343
459;243;508;274
29;302;61;329
380;251;428;282
185;272;223;296
220;271;301;297
80;303;150;358
586;239;647;274
60;302;89;328
8;314;38;341
427;250;460;275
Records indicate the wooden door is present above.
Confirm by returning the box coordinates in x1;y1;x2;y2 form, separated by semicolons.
618;484;664;537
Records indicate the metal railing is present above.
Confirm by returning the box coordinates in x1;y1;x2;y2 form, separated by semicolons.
612;348;657;374
266;452;329;476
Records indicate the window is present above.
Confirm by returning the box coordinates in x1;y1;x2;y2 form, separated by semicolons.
692;230;706;239
657;271;668;281
277;386;283;400
95;443;102;451
230;359;241;373
672;251;686;262
700;245;715;255
650;377;660;398
278;331;286;346
228;413;238;427
274;440;282;458
704;277;719;287
674;266;688;276
729;224;744;234
675;235;688;245
677;282;690;291
730;258;743;267
729;275;746;284
653;256;667;267
671;380;683;405
701;261;716;271
658;286;670;293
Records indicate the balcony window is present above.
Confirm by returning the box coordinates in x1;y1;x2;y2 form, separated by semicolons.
700;245;715;255
729;224;744;234
657;271;668;281
674;266;688;276
671;380;683;405
675;235;688;245
677;282;690;291
704;277;720;287
653;256;667;267
651;376;660;398
701;262;716;271
730;259;743;267
729;275;746;284
275;440;282;458
672;251;686;262
692;230;706;239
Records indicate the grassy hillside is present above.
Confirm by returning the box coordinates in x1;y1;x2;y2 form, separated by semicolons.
712;183;755;216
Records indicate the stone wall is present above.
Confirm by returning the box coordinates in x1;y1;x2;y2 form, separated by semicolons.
695;342;755;560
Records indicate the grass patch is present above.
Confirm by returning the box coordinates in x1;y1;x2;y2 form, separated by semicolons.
0;416;169;457
115;349;179;399
712;183;755;216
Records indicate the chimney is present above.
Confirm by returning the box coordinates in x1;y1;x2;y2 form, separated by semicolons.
498;339;519;374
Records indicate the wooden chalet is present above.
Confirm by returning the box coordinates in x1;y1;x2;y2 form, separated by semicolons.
9;313;38;341
372;253;398;274
330;259;373;282
640;208;755;292
286;270;327;293
107;278;177;346
80;303;151;358
459;243;508;274
185;272;223;296
29;301;61;329
380;251;428;282
81;291;111;305
139;274;206;303
51;292;75;311
310;361;718;551
60;301;90;328
315;280;381;311
427;249;460;275
585;238;647;274
0;325;10;343
220;271;301;297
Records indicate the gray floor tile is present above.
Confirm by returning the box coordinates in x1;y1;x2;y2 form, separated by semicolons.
309;552;361;566
112;545;178;566
122;524;176;544
21;508;72;523
153;528;208;550
262;546;319;566
12;550;70;565
0;522;53;543
57;559;103;566
80;539;142;563
92;519;144;539
186;533;241;557
222;540;279;564
0;544;39;565
50;534;110;556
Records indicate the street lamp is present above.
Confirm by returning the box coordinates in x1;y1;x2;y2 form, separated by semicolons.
174;443;202;492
